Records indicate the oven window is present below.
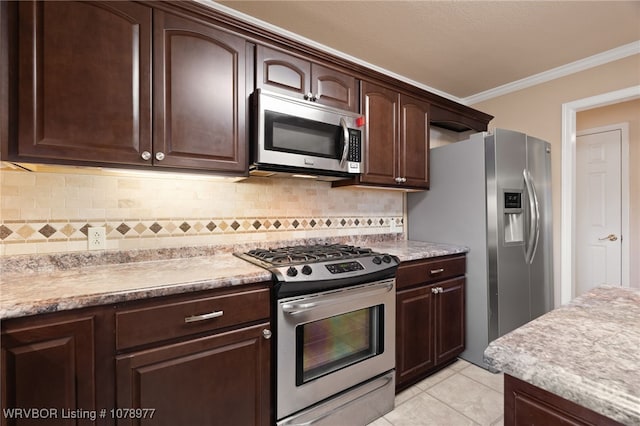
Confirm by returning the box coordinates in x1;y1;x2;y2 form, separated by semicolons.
296;306;384;385
265;111;341;159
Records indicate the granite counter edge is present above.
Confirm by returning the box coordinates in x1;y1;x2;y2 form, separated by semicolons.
1;270;272;320
484;334;640;425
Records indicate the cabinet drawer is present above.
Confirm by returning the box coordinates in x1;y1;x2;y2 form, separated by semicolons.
116;287;270;351
397;255;465;290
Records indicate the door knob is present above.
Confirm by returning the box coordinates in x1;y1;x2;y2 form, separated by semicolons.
598;234;618;242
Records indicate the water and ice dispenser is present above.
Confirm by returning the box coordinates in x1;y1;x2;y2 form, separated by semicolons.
503;191;524;244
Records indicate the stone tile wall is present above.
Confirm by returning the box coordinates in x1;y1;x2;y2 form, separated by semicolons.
0;168;404;255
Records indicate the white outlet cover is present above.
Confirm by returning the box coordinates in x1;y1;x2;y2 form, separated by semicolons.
88;227;106;250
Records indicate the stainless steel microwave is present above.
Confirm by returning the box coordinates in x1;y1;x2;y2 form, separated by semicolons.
250;89;363;180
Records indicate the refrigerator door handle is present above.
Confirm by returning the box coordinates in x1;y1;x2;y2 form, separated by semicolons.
523;169;540;264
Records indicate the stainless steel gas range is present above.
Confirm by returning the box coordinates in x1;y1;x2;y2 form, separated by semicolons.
235;244;399;426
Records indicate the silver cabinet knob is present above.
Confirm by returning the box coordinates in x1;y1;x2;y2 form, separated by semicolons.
304;92;314;101
155;152;165;161
438;287;444;294
312;93;321;102
262;329;272;339
395;177;402;183
401;177;407;183
141;151;152;161
431;287;439;294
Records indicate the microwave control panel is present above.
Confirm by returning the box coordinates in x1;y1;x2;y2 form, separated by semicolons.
347;129;362;162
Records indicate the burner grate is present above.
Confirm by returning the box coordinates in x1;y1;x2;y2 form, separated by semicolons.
245;244;374;266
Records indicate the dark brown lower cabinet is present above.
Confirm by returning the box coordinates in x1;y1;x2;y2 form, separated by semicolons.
116;323;270;426
1;283;272;426
114;284;272;426
395;255;465;392
504;374;624;426
1;307;114;426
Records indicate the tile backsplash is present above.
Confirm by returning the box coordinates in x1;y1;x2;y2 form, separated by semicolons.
0;168;404;255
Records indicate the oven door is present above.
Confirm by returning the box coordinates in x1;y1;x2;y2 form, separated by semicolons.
276;278;395;420
254;89;362;175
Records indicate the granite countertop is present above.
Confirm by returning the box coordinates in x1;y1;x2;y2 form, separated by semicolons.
484;286;640;425
0;239;467;320
369;240;468;261
0;254;272;319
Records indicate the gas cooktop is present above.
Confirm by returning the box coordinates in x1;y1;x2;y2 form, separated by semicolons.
234;244;400;297
245;244;382;264
235;244;399;297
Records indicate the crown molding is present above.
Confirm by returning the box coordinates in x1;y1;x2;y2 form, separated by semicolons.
463;41;640;105
201;1;637;107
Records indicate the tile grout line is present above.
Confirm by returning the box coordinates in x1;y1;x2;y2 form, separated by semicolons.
394;366;504;426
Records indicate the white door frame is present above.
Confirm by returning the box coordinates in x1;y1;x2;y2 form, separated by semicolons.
561;86;639;304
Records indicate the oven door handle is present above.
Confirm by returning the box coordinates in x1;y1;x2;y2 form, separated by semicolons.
280;281;393;315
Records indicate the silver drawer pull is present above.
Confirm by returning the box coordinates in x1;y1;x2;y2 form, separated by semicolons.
184;310;223;323
430;268;445;274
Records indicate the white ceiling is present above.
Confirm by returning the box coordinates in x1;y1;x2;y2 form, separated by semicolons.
213;1;640;103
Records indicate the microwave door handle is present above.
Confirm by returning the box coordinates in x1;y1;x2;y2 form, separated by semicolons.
339;117;349;167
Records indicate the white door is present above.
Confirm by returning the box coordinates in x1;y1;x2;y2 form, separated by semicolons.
575;129;622;295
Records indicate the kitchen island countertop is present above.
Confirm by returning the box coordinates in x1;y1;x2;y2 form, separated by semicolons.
484;286;640;425
1;239;467;319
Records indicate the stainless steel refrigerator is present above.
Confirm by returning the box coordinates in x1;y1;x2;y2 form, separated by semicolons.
407;128;554;368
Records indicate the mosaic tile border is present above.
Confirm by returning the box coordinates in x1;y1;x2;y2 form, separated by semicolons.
0;216;403;244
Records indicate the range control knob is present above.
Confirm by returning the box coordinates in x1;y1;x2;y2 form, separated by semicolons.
301;265;313;275
286;266;298;277
382;255;392;263
372;256;382;265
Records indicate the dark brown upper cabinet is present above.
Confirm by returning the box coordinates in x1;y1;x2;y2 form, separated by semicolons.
256;45;358;112
13;1;153;166
349;81;429;189
152;10;249;173
5;1;249;175
2;0;491;177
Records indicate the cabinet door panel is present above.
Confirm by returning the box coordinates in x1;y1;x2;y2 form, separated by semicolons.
400;94;429;188
116;323;271;426
1;317;96;426
361;81;398;185
256;45;310;96
312;64;357;112
154;11;248;172
396;286;434;388
16;1;152;165
434;278;465;364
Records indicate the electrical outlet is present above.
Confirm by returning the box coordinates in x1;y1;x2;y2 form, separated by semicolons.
390;219;403;233
88;227;106;250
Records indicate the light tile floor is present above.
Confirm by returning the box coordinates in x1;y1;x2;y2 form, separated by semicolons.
368;359;505;426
